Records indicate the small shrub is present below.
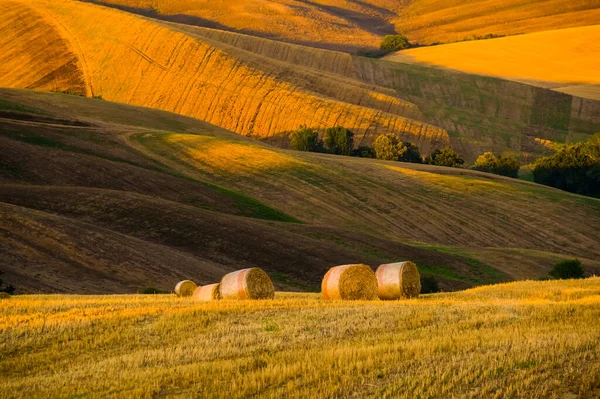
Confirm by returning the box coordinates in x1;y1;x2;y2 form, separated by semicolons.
324;126;354;156
141;286;169;294
0;271;15;295
289;125;322;152
380;34;410;53
549;259;585;280
473;152;520;178
420;275;440;294
351;146;376;158
425;147;465;167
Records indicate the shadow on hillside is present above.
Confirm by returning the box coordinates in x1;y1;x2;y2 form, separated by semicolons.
77;0;385;53
297;0;396;36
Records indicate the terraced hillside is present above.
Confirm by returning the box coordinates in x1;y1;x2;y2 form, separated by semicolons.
82;0;600;50
1;88;599;294
1;0;599;162
385;25;600;100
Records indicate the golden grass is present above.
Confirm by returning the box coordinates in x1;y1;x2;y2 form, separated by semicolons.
1;278;600;397
174;280;197;297
220;268;275;300
78;0;600;51
322;264;378;300
0;0;445;147
376;261;421;300
385;25;600;99
395;0;600;45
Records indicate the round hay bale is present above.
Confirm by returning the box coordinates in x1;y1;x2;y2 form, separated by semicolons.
192;283;221;301
376;261;421;300
321;264;378;300
0;292;11;300
220;268;274;300
174;280;197;297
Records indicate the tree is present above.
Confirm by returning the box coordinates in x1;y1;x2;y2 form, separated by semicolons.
380;34;410;53
425;147;464;167
373;133;404;161
351;146;376;158
324;126;354;155
400;142;422;163
532;134;600;196
289;125;321;152
473;152;520;178
420;275;440;294
373;134;422;163
549;259;585;280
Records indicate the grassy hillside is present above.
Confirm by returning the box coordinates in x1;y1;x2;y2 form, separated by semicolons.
1;88;599;294
82;0;600;51
385;25;600;100
2;278;600;397
1;0;599;162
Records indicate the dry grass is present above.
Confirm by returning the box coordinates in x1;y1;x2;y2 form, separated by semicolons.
385;25;600;100
0;0;444;148
1;278;600;397
82;0;600;51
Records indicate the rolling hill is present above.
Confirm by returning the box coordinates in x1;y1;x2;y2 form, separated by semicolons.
385;25;600;100
1;0;599;163
81;0;600;51
1;88;599;294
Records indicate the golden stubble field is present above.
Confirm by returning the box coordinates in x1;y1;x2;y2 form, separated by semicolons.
82;0;600;50
1;278;600;398
385;25;600;100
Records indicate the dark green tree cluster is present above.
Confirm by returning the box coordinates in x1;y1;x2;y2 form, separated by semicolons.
380;34;410;53
324;126;354;156
549;259;585;280
373;133;422;163
289;125;322;152
425;147;465;167
532;134;600;196
472;152;520;178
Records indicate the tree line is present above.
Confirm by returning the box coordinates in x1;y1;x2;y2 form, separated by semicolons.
288;126;521;177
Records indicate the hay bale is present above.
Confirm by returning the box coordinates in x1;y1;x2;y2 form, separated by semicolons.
322;264;378;300
174;280;197;297
192;283;221;301
0;292;10;300
220;268;274;300
376;261;421;300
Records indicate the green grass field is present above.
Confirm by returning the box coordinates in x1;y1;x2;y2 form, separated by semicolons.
2;278;600;398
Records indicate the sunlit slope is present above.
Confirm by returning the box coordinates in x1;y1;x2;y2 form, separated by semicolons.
0;0;448;152
171;22;600;160
396;0;600;45
2;1;600;160
82;0;600;51
3;279;600;398
0;1;87;95
2;89;600;294
385;25;600;100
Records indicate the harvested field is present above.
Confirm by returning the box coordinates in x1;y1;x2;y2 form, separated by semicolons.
1;279;600;397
